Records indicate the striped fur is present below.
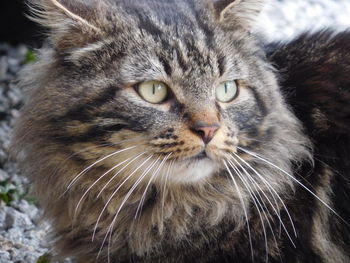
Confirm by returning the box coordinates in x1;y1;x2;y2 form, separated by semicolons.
12;1;350;262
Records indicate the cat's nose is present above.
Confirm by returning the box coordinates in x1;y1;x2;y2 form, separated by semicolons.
191;122;220;144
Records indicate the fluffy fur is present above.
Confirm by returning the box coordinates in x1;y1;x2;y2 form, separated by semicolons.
12;0;350;262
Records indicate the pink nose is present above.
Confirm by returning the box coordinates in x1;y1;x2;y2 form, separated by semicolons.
191;122;220;144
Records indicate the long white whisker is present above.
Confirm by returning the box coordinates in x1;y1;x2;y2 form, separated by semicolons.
92;154;154;241
56;138;143;191
96;151;148;199
238;146;349;226
161;159;175;224
95;157;156;262
232;155;284;243
135;153;172;219
67;145;138;190
227;160;268;262
98;158;160;260
233;152;298;240
74;154;142;216
232;156;297;249
229;157;283;261
107;153;172;261
223;160;254;261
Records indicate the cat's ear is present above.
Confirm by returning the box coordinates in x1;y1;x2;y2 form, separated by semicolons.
212;0;265;31
29;0;107;50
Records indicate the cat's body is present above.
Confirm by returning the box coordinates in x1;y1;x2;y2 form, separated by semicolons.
265;31;350;263
12;0;350;262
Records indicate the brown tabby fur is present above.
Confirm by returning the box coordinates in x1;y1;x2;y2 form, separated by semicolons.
12;0;350;262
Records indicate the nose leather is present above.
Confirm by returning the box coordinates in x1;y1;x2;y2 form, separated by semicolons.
191;122;220;144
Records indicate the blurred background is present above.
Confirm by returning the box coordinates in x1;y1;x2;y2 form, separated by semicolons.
1;0;42;46
1;0;350;45
0;0;349;263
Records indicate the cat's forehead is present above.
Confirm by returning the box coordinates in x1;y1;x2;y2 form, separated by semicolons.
111;0;221;44
115;34;226;100
105;1;244;93
116;0;206;22
67;0;255;99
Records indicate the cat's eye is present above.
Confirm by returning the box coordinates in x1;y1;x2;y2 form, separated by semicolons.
216;81;238;103
137;81;169;104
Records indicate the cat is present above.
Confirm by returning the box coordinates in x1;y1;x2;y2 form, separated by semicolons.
12;0;350;262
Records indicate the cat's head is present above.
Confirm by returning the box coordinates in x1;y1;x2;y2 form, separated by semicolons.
13;1;314;256
16;0;310;193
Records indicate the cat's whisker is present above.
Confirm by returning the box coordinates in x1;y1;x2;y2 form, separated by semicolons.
230;155;280;212
92;154;154;241
226;160;268;262
232;156;297;250
237;146;349;226
135;153;172;219
96;151;148;199
98;158;160;260
74;156;132;218
228;157;283;260
233;156;283;227
230;155;282;225
233;152;298;240
95;157;156;262
55;137;144;192
106;153;172;262
223;160;254;261
161;159;175;225
74;151;148;217
239;136;306;145
66;145;138;191
238;135;268;144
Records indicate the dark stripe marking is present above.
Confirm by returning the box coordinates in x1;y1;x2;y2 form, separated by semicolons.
158;55;173;76
59;86;118;123
53;124;127;144
249;86;268;116
184;1;214;47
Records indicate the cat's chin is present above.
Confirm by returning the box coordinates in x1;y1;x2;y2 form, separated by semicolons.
167;157;219;184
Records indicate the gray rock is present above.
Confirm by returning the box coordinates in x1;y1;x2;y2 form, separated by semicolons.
11;248;42;263
0;169;9;181
8;57;21;75
25;253;43;263
4;227;24;244
0;148;8;165
0;207;6;230
8;85;23;107
17;200;40;222
5;207;33;230
0;56;8;80
0;251;11;262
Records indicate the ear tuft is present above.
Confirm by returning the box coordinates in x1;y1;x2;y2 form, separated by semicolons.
213;0;235;16
28;0;106;50
212;0;265;31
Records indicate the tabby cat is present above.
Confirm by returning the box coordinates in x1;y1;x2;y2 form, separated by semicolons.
13;0;350;262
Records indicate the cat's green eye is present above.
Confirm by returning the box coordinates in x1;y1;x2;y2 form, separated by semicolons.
138;81;169;104
216;81;238;103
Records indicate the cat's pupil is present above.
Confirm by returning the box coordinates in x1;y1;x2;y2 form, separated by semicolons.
152;84;156;95
225;83;228;94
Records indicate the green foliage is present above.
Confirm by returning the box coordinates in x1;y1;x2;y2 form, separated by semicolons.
24;50;37;64
0;180;36;206
36;253;52;263
0;181;19;205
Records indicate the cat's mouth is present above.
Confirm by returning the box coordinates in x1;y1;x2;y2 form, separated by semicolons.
192;151;209;160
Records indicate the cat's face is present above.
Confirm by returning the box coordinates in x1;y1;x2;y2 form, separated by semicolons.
14;1;312;258
17;0;309;194
26;0;291;185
